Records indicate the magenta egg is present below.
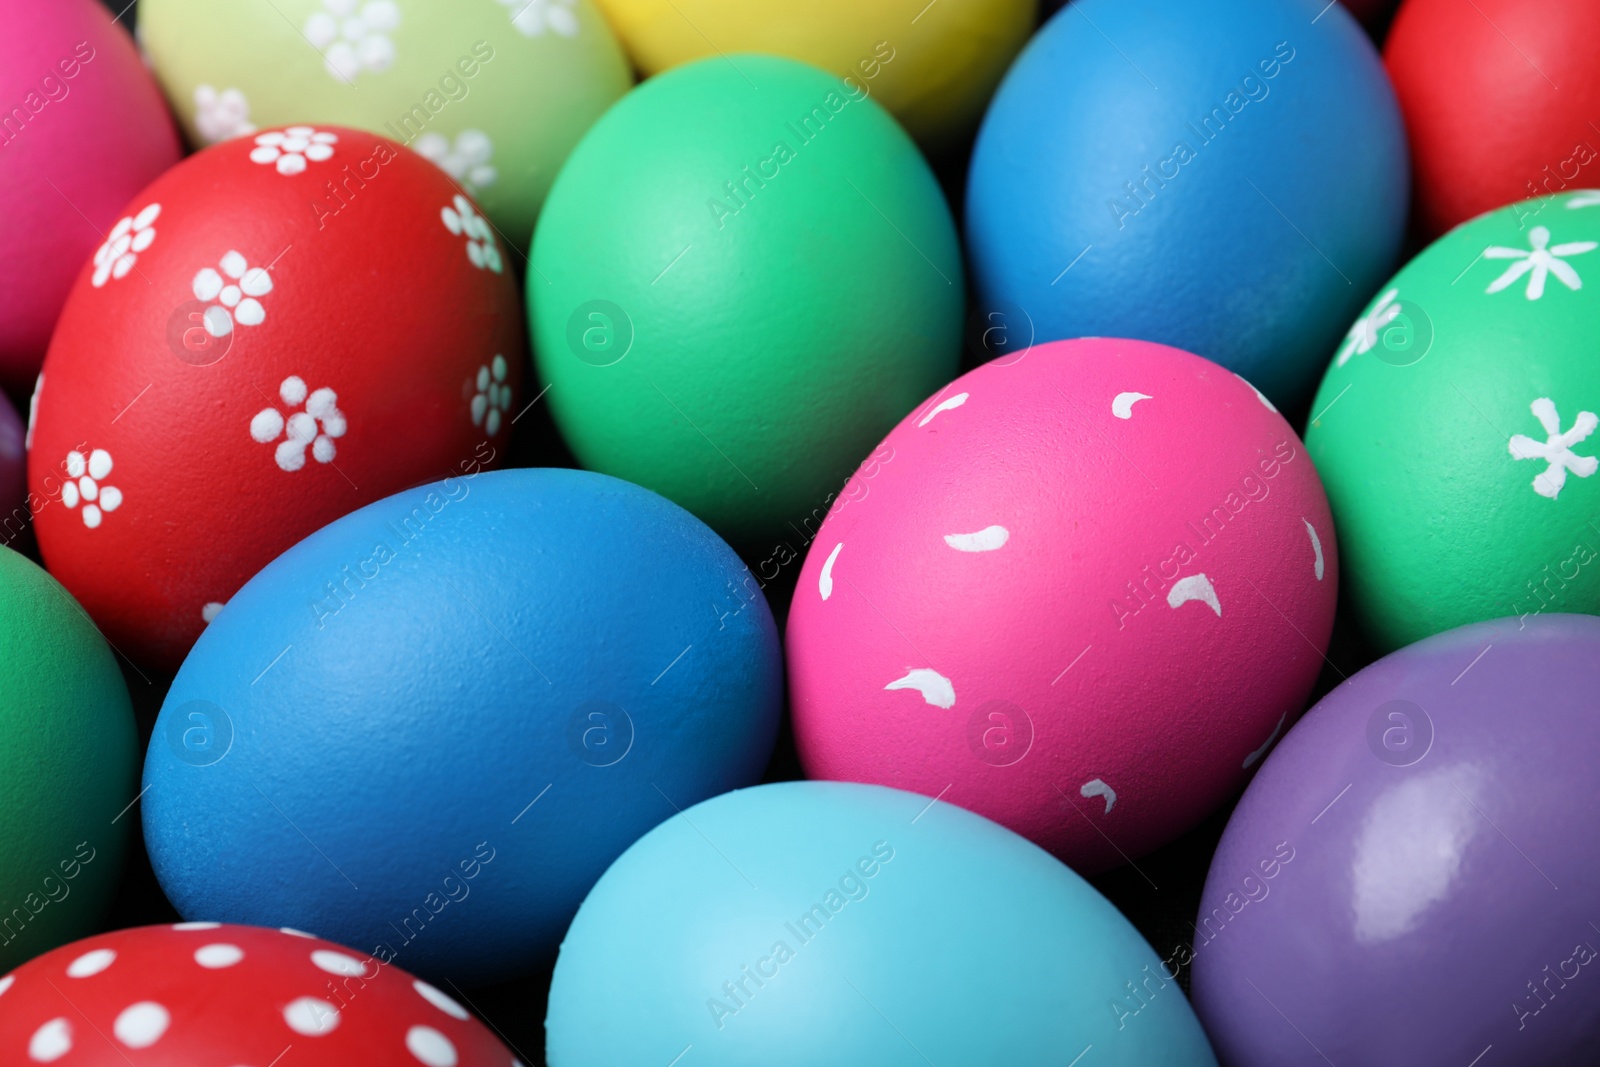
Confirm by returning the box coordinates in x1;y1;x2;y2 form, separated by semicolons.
787;338;1338;872
0;0;181;392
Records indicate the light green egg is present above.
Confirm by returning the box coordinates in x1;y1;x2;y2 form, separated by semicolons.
1306;189;1600;652
138;0;632;245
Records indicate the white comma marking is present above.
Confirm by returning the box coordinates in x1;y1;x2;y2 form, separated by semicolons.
1167;573;1222;616
1242;713;1287;770
818;542;843;601
1234;373;1277;413
1080;778;1116;814
884;668;955;709
917;391;968;427
1304;518;1325;581
943;525;1009;552
1111;391;1152;419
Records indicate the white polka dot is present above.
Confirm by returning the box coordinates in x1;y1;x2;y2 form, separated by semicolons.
66;948;115;977
28;1017;71;1061
202;601;225;623
310;949;369;977
406;1025;458;1067
173;921;221;930
113;1002;169;1049
195;943;244;968
413;980;469;1020
0;975;13;996
283;996;340;1035
279;927;314;938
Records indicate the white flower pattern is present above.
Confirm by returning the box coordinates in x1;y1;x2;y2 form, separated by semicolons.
92;204;160;288
1509;398;1598;500
472;355;512;435
414;130;497;192
498;0;579;37
250;127;338;175
61;449;123;529
192;251;273;338
1336;288;1401;366
1484;226;1597;300
304;0;400;82
441;194;502;273
251;376;347;472
193;85;255;143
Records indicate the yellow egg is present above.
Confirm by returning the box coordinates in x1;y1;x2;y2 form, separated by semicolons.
591;0;1036;152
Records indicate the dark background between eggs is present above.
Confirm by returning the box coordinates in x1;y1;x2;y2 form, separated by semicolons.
67;1;1398;1060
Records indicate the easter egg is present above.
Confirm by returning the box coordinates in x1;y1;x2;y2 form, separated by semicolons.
1387;0;1600;237
0;546;137;973
548;781;1219;1066
138;0;631;243
0;923;515;1064
966;0;1408;409
0;0;181;392
143;468;782;984
786;338;1337;873
529;54;963;549
1305;190;1600;653
588;0;1036;154
1190;614;1600;1066
28;124;523;671
0;392;23;528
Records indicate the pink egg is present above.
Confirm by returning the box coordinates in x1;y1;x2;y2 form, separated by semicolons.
0;0;181;392
787;338;1338;873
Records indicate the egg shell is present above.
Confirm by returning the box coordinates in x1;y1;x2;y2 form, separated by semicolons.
589;0;1036;154
138;0;631;244
1306;190;1600;652
1191;615;1600;1066
0;923;514;1064
529;54;963;549
1387;0;1600;237
786;338;1337;873
28;124;524;671
0;0;181;392
142;467;782;984
548;780;1218;1065
0;546;137;973
0;391;23;531
966;0;1408;409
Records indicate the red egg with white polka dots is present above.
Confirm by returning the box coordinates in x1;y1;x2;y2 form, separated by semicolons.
0;923;518;1065
26;125;523;670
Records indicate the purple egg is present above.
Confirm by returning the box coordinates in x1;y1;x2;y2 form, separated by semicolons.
0;390;22;528
1190;614;1600;1066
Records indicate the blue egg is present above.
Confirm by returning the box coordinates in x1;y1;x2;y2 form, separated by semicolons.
548;781;1218;1065
142;468;781;984
966;0;1407;407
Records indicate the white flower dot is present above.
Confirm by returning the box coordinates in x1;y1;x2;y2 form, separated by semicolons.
65;451;85;478
406;1025;458;1067
284;996;341;1035
251;408;286;443
413;979;469;1020
195;943;244;968
113;1002;169;1049
88;449;112;479
202;601;225;623
66;948;115;977
281;375;308;405
98;486;122;513
82;504;102;529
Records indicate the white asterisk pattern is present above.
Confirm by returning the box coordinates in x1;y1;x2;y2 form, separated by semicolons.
1484;226;1597;300
1336;288;1401;366
1509;397;1598;500
61;449;123;529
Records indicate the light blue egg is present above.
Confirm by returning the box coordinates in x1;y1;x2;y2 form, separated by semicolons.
548;781;1218;1065
142;468;781;984
966;0;1407;408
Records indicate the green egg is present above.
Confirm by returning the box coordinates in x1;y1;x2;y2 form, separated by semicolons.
529;54;963;548
0;546;136;971
1306;190;1600;651
138;0;632;243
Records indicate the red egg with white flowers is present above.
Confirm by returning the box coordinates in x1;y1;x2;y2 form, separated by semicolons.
0;923;515;1065
27;125;522;670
